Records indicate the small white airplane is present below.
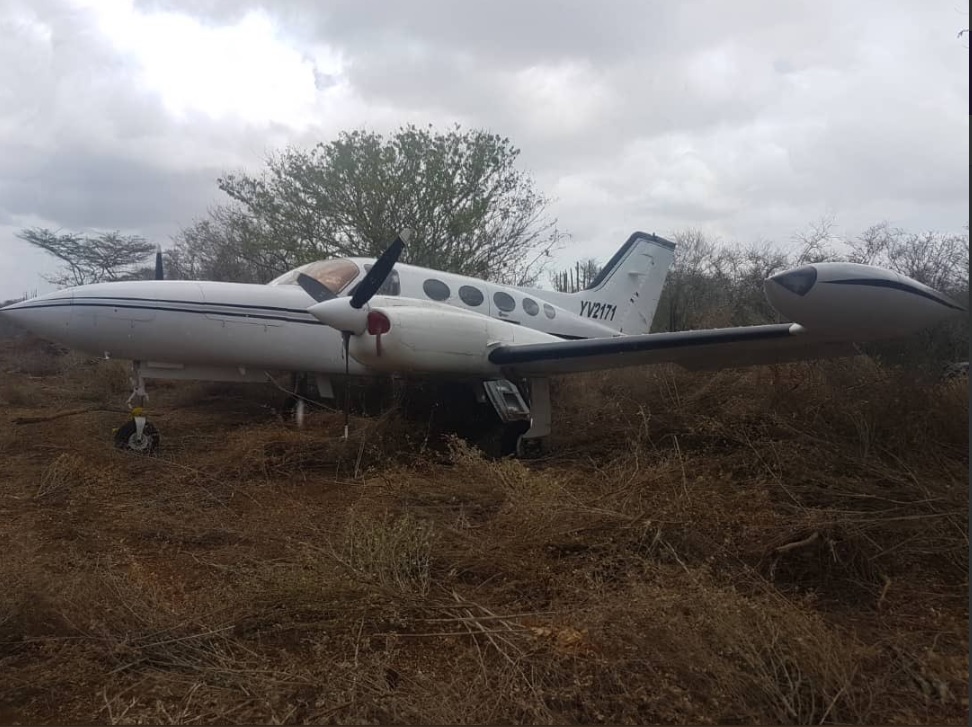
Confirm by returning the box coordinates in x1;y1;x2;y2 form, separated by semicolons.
1;230;965;455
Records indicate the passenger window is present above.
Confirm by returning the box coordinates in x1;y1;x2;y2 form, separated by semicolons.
459;285;484;307
423;278;451;301
543;303;556;319
493;291;516;312
522;298;539;316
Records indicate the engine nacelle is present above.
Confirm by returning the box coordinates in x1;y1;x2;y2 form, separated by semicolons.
764;262;965;339
347;304;559;375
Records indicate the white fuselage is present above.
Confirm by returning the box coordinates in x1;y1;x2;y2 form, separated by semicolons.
6;261;617;379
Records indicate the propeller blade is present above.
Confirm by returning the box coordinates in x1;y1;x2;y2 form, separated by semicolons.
349;230;410;309
154;245;164;281
296;272;337;303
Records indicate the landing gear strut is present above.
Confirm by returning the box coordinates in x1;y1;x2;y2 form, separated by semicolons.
114;360;160;454
283;373;334;428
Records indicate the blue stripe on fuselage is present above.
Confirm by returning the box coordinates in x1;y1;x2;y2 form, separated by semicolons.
823;278;966;311
9;296;594;340
10;298;323;325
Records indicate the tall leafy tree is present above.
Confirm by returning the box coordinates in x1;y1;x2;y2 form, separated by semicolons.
175;125;560;284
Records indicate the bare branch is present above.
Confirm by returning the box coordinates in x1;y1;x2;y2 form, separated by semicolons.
16;228;156;287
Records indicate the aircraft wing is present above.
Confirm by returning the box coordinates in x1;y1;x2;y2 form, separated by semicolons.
487;323;859;376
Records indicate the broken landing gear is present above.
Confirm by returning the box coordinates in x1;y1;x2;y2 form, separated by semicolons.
113;360;160;454
482;378;550;458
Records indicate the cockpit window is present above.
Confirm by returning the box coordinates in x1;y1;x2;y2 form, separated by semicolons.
364;264;400;296
346;265;401;297
268;259;361;294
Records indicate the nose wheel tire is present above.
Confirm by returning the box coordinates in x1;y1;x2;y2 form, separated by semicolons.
113;419;160;454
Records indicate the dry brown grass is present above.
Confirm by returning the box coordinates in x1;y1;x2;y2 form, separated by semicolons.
0;337;967;724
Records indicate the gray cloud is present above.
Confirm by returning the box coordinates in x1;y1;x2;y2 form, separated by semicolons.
0;0;967;298
1;147;221;230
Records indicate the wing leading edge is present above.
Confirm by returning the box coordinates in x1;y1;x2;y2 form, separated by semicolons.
488;323;859;376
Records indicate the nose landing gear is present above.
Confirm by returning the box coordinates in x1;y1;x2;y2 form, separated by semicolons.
113;407;160;454
113;361;160;454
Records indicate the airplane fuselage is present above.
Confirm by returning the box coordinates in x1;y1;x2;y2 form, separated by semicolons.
7;260;619;381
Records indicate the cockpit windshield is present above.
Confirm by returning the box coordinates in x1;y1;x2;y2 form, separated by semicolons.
268;259;361;294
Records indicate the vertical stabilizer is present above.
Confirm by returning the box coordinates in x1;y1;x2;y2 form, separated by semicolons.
521;232;676;335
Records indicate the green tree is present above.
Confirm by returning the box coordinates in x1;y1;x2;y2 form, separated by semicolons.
16;228;157;287
179;124;561;284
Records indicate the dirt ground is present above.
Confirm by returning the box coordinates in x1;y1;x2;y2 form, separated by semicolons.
0;334;967;725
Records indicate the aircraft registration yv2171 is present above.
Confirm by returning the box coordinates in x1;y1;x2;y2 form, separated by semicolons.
1;230;966;456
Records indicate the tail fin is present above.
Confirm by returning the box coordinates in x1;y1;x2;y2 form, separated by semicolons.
581;231;675;334
523;232;676;335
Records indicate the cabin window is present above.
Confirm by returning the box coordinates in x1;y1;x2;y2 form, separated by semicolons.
459;285;484;307
522;298;539;316
543;303;556;319
493;291;516;312
423;278;451;301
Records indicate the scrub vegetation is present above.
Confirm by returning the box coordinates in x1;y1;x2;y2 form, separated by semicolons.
0;332;967;725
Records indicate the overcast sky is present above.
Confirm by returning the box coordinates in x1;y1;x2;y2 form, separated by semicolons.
0;0;968;298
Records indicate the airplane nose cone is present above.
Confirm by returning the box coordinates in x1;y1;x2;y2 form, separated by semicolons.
0;293;74;339
0;299;30;325
767;265;818;296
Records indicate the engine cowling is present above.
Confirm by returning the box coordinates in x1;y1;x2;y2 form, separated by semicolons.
764;262;964;339
347;304;559;375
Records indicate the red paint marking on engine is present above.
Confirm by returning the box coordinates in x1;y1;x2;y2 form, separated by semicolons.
367;311;391;356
